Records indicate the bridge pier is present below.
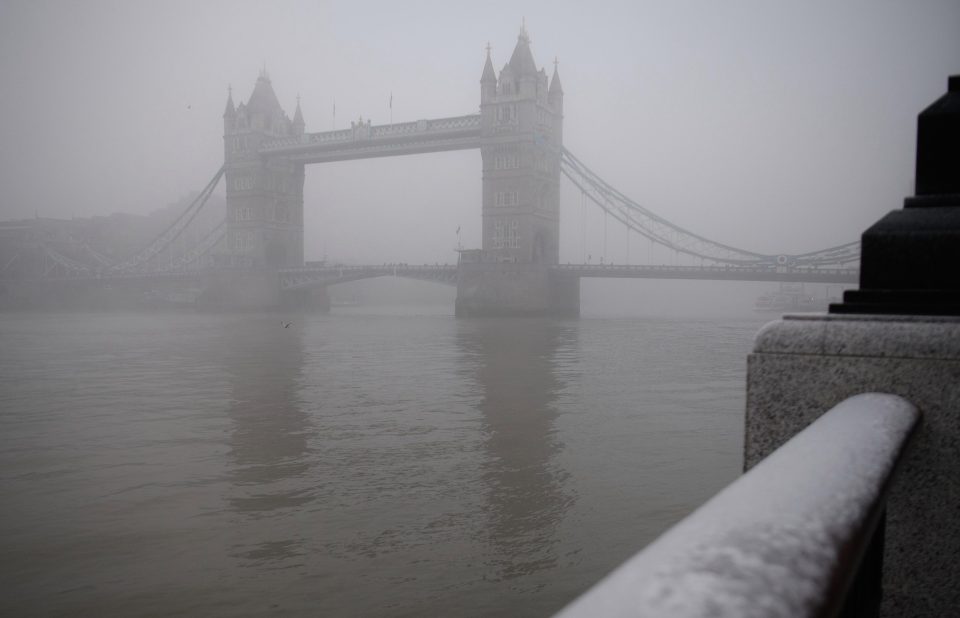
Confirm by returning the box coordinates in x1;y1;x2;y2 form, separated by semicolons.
455;263;579;317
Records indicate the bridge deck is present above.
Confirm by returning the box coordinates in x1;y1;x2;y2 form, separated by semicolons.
278;263;858;289
15;263;858;286
280;264;459;290
553;263;859;284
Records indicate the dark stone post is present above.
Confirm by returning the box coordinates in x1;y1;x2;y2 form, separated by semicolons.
745;75;960;617
831;75;960;315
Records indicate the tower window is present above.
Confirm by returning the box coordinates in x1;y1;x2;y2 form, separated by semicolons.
232;176;254;191
493;153;520;170
492;219;520;249
508;219;519;248
494;191;519;207
234;230;254;252
496;104;517;124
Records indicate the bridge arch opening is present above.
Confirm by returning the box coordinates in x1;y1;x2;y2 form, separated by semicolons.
302;150;479;266
323;276;456;311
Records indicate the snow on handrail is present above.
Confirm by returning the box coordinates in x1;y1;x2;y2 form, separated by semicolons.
553;393;920;618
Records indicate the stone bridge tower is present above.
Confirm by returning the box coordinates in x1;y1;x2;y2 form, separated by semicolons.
479;27;563;264
456;28;577;316
222;71;305;269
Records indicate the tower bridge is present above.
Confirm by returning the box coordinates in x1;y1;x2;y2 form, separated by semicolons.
0;27;859;315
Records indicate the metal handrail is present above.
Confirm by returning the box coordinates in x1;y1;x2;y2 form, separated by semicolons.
553;393;920;618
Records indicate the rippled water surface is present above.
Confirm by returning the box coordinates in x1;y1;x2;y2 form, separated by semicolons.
0;310;766;616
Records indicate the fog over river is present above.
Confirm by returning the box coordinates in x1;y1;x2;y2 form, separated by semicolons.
1;309;760;616
2;2;957;615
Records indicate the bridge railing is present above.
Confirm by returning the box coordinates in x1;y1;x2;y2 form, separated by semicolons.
280;263;456;273
553;393;920;618
553;263;859;273
551;263;860;283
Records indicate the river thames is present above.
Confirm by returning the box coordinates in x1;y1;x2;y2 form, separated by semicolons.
0;308;766;616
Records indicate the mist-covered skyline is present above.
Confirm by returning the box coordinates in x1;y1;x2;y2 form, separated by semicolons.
1;0;957;265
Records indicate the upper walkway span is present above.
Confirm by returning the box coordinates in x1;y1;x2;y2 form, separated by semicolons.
259;114;482;164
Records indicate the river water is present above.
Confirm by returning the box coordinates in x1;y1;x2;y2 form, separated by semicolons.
0;308;767;616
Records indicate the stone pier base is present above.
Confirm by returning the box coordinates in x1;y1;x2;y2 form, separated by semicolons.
745;313;960;617
455;263;579;317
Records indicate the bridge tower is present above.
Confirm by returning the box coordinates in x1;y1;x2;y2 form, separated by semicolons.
222;71;304;269
457;27;578;316
479;27;563;264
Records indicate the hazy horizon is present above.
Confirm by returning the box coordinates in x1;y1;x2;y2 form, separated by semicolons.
1;0;958;265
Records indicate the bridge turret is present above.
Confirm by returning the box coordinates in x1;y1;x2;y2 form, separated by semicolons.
481;44;497;104
549;60;564;149
292;96;305;135
549;60;563;110
223;85;236;136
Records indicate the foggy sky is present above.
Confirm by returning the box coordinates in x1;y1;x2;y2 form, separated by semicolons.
0;0;957;266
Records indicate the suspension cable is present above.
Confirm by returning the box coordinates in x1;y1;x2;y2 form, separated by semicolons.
110;166;224;273
561;148;860;268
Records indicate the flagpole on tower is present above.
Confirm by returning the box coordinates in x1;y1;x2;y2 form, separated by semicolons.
389;92;393;125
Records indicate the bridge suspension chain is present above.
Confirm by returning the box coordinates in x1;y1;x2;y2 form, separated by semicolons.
157;223;226;273
108;166;225;274
560;148;860;268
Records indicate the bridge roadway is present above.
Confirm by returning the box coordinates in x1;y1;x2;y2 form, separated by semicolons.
20;262;857;288
280;264;460;290
278;262;858;290
552;263;859;284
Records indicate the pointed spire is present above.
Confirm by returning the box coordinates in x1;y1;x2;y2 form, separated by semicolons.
247;69;282;116
481;42;496;83
549;57;563;96
292;94;305;133
223;84;236;118
509;22;538;76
